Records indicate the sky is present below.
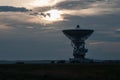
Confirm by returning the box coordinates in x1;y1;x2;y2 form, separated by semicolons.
0;0;120;60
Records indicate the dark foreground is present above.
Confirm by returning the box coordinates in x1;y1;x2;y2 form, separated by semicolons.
0;63;120;80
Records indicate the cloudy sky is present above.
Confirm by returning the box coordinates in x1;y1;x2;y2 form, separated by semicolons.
0;0;120;60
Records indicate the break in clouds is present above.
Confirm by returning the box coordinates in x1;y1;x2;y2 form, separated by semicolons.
0;0;120;60
32;0;120;17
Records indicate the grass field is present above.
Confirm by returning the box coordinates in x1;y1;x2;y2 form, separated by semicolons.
0;63;120;80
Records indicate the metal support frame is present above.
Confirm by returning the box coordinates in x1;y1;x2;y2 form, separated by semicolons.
71;40;88;60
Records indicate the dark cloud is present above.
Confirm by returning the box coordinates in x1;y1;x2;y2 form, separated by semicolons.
86;42;120;60
0;6;29;12
55;0;105;10
56;1;87;10
33;6;52;12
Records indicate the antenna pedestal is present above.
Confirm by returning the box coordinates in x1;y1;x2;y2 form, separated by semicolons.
70;40;88;62
72;40;87;59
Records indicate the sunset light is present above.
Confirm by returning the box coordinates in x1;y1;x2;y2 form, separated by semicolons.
43;9;63;21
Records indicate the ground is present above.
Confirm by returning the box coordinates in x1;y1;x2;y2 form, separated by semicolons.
0;63;120;80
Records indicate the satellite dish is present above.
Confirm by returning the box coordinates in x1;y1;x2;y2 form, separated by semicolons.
62;25;94;62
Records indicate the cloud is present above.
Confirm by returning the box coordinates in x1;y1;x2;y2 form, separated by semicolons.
115;28;120;33
27;0;66;8
61;8;117;17
59;0;120;16
29;0;120;20
0;11;68;60
0;0;120;60
0;6;29;12
0;24;13;30
113;28;120;39
87;41;120;60
88;41;105;45
0;12;61;34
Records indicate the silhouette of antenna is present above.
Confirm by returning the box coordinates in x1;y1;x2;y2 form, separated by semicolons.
62;25;94;62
